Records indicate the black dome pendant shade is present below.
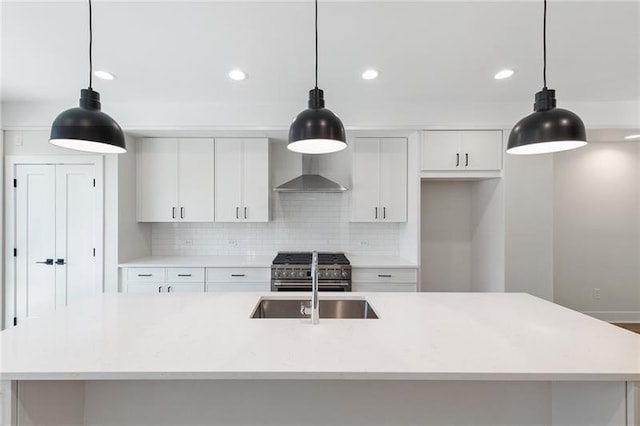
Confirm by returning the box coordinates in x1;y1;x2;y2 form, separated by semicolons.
288;88;346;154
288;0;346;154
507;0;587;155
50;0;126;154
507;88;587;155
50;89;126;154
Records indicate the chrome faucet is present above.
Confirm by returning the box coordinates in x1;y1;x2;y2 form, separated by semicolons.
310;251;319;324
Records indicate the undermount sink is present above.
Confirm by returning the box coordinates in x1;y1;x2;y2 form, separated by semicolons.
251;298;379;319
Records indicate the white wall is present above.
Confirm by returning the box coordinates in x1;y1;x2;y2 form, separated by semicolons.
503;148;555;301
554;142;640;320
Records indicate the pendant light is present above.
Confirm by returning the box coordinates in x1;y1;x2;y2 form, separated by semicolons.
288;0;346;154
506;0;587;155
50;0;126;154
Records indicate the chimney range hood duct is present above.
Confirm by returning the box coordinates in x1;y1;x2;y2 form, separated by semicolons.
273;155;347;193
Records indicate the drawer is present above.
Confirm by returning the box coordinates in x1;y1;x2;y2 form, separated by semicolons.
206;267;270;282
352;268;417;283
167;268;205;282
352;282;417;292
126;268;165;282
206;282;270;292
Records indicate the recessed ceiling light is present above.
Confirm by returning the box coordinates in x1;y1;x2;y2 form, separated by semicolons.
94;70;116;81
228;69;247;81
624;134;640;140
494;69;515;80
361;69;379;80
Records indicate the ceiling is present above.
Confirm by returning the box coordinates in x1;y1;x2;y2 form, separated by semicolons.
2;0;638;107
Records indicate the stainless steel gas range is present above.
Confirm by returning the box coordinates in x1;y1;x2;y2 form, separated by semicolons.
270;252;352;292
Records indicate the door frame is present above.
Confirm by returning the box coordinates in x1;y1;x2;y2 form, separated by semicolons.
4;156;104;329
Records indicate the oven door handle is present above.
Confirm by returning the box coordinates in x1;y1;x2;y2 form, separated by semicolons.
272;282;351;288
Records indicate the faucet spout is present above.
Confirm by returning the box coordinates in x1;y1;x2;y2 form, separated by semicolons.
311;251;319;324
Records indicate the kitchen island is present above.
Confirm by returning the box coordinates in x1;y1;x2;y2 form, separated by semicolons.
1;292;639;425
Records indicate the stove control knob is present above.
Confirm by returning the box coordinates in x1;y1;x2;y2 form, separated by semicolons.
341;271;349;278
298;271;305;278
318;271;324;279
333;271;339;278
274;271;281;278
282;271;289;278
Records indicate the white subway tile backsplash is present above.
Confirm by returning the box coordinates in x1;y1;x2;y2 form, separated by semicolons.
152;193;399;256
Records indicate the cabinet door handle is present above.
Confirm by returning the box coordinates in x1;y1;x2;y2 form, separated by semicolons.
383;207;386;219
177;274;192;277
231;274;246;277
456;153;460;167
244;207;247;219
378;274;392;278
465;153;469;167
180;207;185;219
138;274;152;277
167;286;173;293
158;286;163;293
55;258;66;265
36;259;54;265
236;207;239;219
375;207;378;219
172;207;176;219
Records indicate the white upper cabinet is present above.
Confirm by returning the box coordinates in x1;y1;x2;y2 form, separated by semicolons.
351;137;407;222
137;138;214;222
214;138;269;222
421;130;503;174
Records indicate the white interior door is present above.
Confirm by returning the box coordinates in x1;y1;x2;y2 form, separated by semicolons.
15;163;99;322
55;165;98;307
15;165;56;320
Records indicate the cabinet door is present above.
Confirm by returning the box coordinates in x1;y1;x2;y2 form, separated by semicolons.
214;139;243;222
242;138;269;222
460;131;503;171
178;139;214;221
166;282;205;293
420;131;461;171
127;283;166;293
351;138;381;222
379;138;407;222
137;138;178;221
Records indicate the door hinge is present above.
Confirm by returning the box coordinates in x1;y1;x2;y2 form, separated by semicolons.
13;179;17;188
92;178;96;187
13;317;17;326
13;248;17;257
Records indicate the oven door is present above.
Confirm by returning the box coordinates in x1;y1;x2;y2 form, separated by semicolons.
271;281;351;292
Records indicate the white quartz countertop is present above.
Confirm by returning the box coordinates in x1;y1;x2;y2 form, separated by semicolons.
2;292;639;381
118;255;417;268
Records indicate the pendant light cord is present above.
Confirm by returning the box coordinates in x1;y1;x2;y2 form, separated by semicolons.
315;0;318;89
89;0;93;89
542;0;547;89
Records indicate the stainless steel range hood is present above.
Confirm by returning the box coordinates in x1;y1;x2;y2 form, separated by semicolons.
273;155;347;193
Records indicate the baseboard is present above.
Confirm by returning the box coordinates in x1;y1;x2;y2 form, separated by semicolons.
582;311;640;323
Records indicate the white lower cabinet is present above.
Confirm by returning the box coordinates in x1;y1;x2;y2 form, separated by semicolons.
352;268;418;292
124;267;205;293
205;267;270;292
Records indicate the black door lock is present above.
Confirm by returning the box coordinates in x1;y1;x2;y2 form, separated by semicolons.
36;259;54;265
55;258;66;265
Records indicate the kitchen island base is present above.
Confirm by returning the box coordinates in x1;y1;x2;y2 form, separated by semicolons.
5;380;636;426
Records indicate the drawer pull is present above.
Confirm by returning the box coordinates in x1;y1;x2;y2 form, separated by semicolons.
167;286;173;293
138;274;153;277
231;274;246;277
177;274;192;277
378;274;392;278
158;286;163;293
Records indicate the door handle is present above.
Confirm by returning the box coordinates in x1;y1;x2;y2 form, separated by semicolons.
55;258;66;265
36;259;54;265
375;207;378;219
236;207;239;219
465;153;469;167
172;207;176;219
158;286;163;293
244;207;247;219
383;207;386;219
177;274;192;277
167;286;173;293
231;274;246;277
456;153;460;167
180;207;185;219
